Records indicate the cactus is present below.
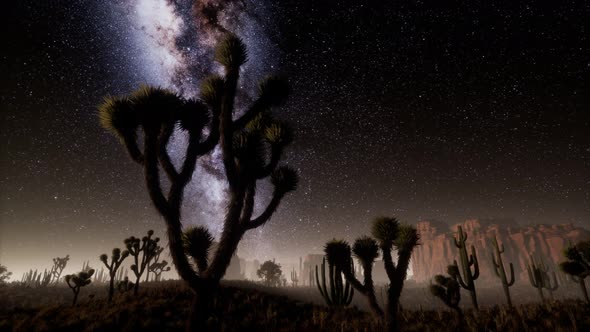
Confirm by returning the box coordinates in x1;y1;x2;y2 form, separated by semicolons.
100;247;130;302
50;255;70;284
98;33;298;330
65;269;94;306
325;217;420;332
125;230;160;295
527;255;558;302
290;267;298;287
559;240;590;303
490;235;515;307
315;256;354;307
452;225;479;310
430;265;462;316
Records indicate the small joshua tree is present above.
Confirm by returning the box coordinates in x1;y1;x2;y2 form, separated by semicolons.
490;235;515;307
559;240;590;304
430;265;462;318
98;33;298;329
326;217;419;332
257;260;282;287
452;225;479;310
315;255;354;307
50;255;70;284
65;269;94;306
146;245;165;282
117;276;134;293
100;248;130;302
0;264;12;285
125;230;160;295
149;260;171;282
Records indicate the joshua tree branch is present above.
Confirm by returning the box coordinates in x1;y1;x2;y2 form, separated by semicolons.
257;145;283;179
220;69;240;188
234;98;269;129
196;105;221;155
143;134;170;217
123;134;144;164
381;246;397;281
243;189;284;230
158;124;179;181
239;183;256;224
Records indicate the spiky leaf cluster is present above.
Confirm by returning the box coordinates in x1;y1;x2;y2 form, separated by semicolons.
183;226;214;264
352;236;379;265
560;240;590;278
271;166;299;194
324;239;352;269
371;217;400;248
258;76;290;106
199;75;225;106
65;269;94;287
393;224;420;251
215;34;248;69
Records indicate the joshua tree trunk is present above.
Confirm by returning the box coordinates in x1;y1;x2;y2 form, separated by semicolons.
580;279;589;304
108;276;115;302
72;289;79;306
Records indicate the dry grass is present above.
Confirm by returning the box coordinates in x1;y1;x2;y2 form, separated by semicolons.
0;280;588;331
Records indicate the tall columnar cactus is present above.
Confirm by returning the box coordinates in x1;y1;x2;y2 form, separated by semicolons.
100;247;130;302
430;265;462;317
490;235;515;307
559;240;590;304
65;269;94;306
326;217;419;332
452;225;479;310
50;255;70;284
526;255;558;302
98;34;298;330
290;268;298;287
125;230;160;295
315;256;354;306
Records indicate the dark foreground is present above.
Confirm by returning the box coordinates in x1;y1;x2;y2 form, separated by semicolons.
1;281;589;331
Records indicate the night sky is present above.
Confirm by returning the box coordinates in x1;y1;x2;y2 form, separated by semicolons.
1;0;589;278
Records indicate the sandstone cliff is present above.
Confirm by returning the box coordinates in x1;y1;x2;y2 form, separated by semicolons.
411;219;590;283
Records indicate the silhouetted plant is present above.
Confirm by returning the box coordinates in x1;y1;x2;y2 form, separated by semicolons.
324;238;377;313
559;240;590;303
290;267;298;287
430;265;462;317
49;255;69;284
98;33;297;329
117;276;134;293
527;255;558;302
315;254;354;307
21;268;52;288
65;269;94;306
146;245;165;282
125;230;160;295
149;260;171;282
490;235;515;307
326;217;420;332
257;260;282;287
0;264;12;285
452;225;479;310
100;247;130;302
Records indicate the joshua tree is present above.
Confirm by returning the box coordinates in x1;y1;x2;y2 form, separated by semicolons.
490;235;515;307
100;247;130;302
559;240;590;303
0;264;12;284
430;265;462;318
527;255;558;302
452;225;479;310
325;238;379;314
315;255;354;307
146;245;165;282
125;230;160;295
326;217;419;332
50;255;70;284
257;260;282;287
65;269;94;306
98;34;297;329
149;260;171;282
290;267;298;287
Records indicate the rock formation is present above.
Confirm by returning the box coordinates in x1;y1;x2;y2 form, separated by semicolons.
411;219;590;284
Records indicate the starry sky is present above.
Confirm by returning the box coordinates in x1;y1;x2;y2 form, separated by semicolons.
1;0;589;278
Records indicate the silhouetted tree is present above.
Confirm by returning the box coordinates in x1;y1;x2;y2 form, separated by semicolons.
560;240;590;304
65;269;94;306
100;248;130;302
146;245;165;282
50;255;70;284
326;217;419;332
0;264;12;285
98;33;297;330
430;265;462;318
257;260;282;286
148;245;170;281
124;230;160;295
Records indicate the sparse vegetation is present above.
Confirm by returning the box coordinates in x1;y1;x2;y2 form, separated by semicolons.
125;230;160;295
99;247;130;302
257;260;283;287
315;255;354;307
